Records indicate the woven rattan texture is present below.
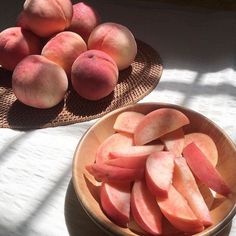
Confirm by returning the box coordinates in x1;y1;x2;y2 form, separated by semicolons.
0;40;163;130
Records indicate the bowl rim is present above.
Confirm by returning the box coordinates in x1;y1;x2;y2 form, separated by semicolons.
72;102;236;236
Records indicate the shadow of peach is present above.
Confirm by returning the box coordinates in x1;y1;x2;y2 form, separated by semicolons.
7;99;64;130
0;67;12;89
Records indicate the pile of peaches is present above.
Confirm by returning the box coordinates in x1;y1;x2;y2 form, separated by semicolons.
0;0;137;108
86;108;232;235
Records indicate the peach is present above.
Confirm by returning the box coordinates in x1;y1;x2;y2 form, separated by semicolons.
183;142;231;196
68;2;100;42
105;155;147;170
184;132;218;166
160;128;185;157
134;108;190;146
41;31;87;75
17;0;73;37
88;22;137;70
197;182;215;210
95;132;133;164
131;180;163;235
86;163;144;183
113;111;145;134
100;182;131;228
109;144;164;159
145;151;175;198
12;55;68;109
71;49;119;100
173;156;212;227
0;27;42;71
156;185;204;233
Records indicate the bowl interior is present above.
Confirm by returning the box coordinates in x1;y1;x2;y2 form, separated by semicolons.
72;102;236;236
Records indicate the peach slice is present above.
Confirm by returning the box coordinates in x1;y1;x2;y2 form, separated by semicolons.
198;181;215;210
105;156;147;169
128;216;147;235
184;132;218;166
161;128;185;157
95;133;133;164
173;156;212;226
156;185;204;233
100;182;131;227
146;151;175;198
109;144;164;159
113;111;145;134
183;142;231;196
86;163;144;182
134;108;190;145
131;180;163;235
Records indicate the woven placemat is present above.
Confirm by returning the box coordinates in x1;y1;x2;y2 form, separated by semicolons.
0;39;163;130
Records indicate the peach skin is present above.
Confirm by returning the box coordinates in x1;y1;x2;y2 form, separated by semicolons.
12;55;68;109
17;0;73;37
68;2;100;42
71;49;119;101
88;22;137;70
41;31;87;76
0;27;42;71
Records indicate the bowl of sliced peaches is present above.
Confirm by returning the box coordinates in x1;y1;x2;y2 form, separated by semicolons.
72;102;236;236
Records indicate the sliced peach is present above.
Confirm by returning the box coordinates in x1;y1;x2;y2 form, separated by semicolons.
161;128;185;157
183;142;231;196
105;156;147;169
173;156;212;226
131;180;163;235
86;163;144;182
134;108;190;145
128;215;147;235
95;133;133;164
162;217;183;235
156;185;204;233
184;132;218;166
197;181;215;210
113;111;145;134
146;151;175;198
109;144;164;159
100;182;131;227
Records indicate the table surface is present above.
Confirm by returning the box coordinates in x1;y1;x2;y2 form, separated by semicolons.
0;0;236;235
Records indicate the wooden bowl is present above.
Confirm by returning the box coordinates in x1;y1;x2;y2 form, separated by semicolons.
72;102;236;236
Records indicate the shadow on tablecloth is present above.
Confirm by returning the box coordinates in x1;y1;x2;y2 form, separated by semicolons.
64;180;108;236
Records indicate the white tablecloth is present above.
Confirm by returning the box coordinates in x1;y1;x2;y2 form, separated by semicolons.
0;0;236;235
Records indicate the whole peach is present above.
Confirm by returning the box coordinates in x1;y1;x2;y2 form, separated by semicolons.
17;0;73;37
41;31;87;76
0;27;42;71
71;50;119;101
88;22;137;70
12;55;68;109
68;2;100;42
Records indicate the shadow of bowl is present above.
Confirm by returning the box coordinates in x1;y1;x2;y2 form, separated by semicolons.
64;180;108;236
